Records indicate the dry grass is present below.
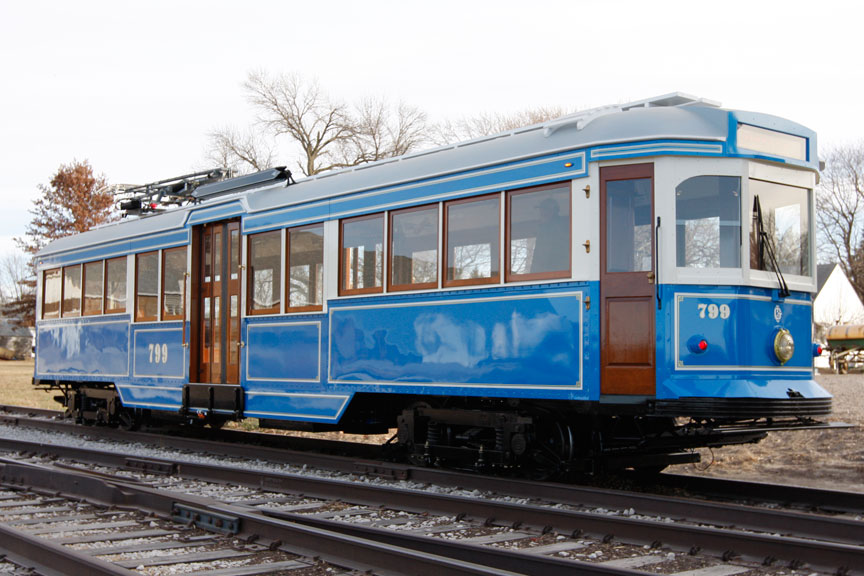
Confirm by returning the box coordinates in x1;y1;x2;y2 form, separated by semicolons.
0;360;59;410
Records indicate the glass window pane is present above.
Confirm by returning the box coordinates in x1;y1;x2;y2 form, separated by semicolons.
136;252;159;321
509;186;570;277
391;206;438;288
446;196;500;283
249;230;281;312
105;257;127;313
162;247;186;319
675;176;741;268
62;265;82;317
230;229;240;281
341;215;384;293
83;261;103;315
750;179;810;276
289;224;324;308
42;269;61;319
606;178;652;273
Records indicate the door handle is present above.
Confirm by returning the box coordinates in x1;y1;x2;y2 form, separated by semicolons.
646;271;655;283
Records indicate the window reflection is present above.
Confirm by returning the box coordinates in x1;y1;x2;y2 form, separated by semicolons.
445;195;499;285
675;176;741;269
341;214;383;294
162;247;186;320
606;178;652;273
83;261;103;315
105;257;127;313
391;206;438;290
288;224;324;308
62;265;82;317
42;269;61;319
136;252;159;321
508;185;570;279
248;230;281;313
750;179;810;276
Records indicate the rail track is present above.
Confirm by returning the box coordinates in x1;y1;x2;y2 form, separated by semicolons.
0;405;862;575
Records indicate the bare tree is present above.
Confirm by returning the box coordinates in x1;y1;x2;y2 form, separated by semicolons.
432;106;572;145
0;252;32;306
339;98;428;165
206;126;275;175
817;142;864;300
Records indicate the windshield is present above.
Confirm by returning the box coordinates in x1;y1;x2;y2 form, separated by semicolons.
749;179;811;276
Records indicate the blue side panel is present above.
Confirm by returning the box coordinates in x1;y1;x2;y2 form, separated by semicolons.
656;285;828;401
245;320;322;383
243;392;351;421
131;324;186;379
327;287;585;398
117;383;183;411
36;317;130;379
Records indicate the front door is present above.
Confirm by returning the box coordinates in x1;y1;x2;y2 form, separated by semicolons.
600;164;656;395
194;220;241;384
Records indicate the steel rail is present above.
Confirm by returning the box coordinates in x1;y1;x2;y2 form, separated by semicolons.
0;436;861;574
0;459;647;576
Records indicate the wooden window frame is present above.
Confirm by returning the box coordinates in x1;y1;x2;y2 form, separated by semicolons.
388;204;439;292
286;222;325;313
61;264;82;318
246;230;281;316
339;212;385;296
161;246;186;321
82;260;104;317
135;251;159;322
505;183;572;283
42;268;61;319
104;256;127;314
442;194;501;288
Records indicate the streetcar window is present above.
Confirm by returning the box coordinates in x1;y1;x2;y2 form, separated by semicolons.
83;261;103;316
248;230;282;314
606;178;652;273
135;251;159;322
390;205;438;291
62;265;82;317
340;213;384;295
287;223;324;310
162;247;186;321
42;268;61;319
444;194;500;286
507;184;571;281
104;257;127;314
749;179;811;276
675;176;741;269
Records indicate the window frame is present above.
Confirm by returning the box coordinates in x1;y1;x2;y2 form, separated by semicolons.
42;268;62;319
286;222;325;313
388;204;439;292
61;264;82;318
339;212;385;296
82;260;104;317
104;256;127;314
442;193;501;288
161;246;187;321
246;229;282;316
505;183;572;283
135;251;159;322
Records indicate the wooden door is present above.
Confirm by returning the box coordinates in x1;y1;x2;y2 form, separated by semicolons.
600;164;656;395
195;220;241;384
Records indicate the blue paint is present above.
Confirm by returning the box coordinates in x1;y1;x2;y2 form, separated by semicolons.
246;320;322;383
36;318;130;378
244;392;350;421
328;289;584;394
132;325;186;379
117;383;183;410
39;229;190;268
187;201;245;225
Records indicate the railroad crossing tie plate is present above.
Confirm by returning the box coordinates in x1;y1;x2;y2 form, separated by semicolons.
172;503;240;535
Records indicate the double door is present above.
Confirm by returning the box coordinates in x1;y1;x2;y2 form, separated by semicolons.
194;220;241;385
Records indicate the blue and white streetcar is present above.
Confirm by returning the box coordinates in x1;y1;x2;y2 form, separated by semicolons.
33;93;832;473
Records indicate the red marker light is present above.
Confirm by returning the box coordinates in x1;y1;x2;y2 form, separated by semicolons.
698;339;708;351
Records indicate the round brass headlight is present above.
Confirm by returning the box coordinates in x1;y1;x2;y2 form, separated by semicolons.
774;328;795;365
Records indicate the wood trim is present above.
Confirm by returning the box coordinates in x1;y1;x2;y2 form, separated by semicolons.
246;229;281;316
286;222;325;312
42;268;61;319
339;212;385;296
388;204;439;293
134;251;159;322
504;183;572;283
82;260;103;317
161;246;186;321
442;193;501;288
103;257;127;314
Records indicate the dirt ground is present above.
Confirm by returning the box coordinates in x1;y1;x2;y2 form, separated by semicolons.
1;360;861;491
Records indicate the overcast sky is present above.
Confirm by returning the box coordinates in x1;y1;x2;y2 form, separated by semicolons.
1;0;861;257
